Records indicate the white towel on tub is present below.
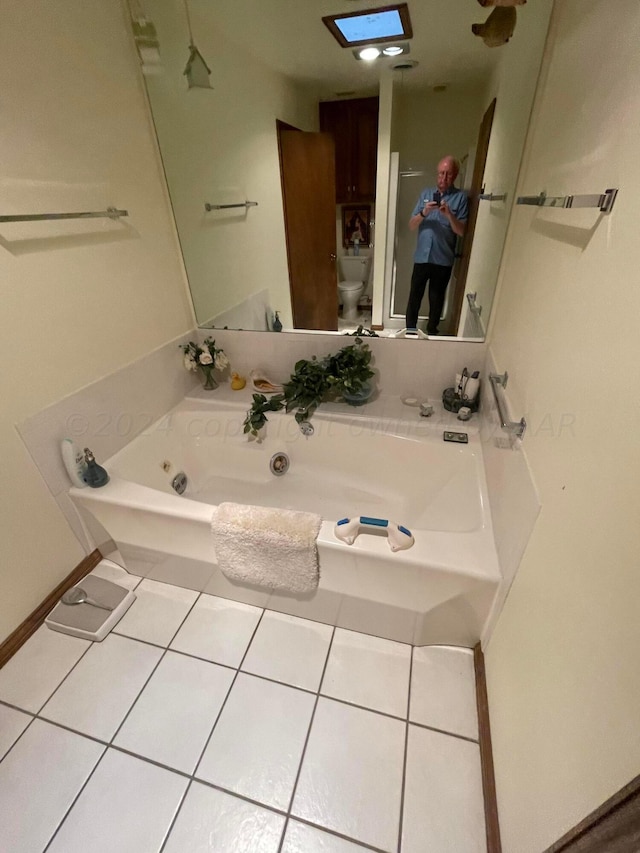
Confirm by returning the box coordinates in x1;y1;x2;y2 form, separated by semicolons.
211;502;322;594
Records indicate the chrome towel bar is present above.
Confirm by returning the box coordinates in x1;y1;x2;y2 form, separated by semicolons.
204;201;258;211
479;192;507;202
516;188;618;214
0;207;128;223
489;372;526;440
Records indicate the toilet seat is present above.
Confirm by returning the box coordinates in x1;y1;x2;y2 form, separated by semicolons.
338;280;363;292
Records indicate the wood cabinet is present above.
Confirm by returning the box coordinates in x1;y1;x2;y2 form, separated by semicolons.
319;97;379;204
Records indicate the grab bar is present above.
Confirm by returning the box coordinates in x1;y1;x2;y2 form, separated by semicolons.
516;188;618;214
0;207;128;223
466;292;482;317
204;201;258;211
334;517;414;552
489;372;526;440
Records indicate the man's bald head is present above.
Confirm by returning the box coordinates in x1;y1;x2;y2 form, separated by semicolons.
437;156;460;192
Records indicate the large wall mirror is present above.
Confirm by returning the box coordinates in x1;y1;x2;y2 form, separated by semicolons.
131;0;553;340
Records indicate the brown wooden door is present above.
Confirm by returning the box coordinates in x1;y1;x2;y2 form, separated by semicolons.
279;129;338;330
441;98;496;336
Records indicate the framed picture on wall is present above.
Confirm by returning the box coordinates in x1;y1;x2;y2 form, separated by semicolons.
342;204;371;248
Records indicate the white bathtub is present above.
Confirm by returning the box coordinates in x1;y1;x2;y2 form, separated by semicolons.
71;397;501;645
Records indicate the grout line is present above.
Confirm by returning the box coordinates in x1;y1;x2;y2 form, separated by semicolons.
181;776;289;817
190;608;267;780
158;778;193;853
278;625;336;853
0;710;37;764
33;638;94;716
409;720;479;744
35;716;110;748
107;590;203;746
42;743;109;853
287;815;389;853
397;647;414;853
109;647;169;746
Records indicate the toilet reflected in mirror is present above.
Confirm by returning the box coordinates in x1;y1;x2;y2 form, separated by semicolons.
338;254;373;330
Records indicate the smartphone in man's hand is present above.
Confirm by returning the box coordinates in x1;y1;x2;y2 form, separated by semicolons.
433;191;442;205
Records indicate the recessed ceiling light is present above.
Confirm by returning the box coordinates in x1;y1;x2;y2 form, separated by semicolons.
383;45;404;56
359;46;381;61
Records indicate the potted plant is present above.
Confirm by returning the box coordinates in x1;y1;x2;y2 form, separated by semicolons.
242;340;376;436
179;337;229;390
282;356;332;423
326;337;375;405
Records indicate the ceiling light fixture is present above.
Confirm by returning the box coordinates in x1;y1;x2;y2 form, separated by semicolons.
359;46;381;61
382;45;404;56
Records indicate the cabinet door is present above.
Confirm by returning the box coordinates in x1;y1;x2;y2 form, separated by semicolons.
351;97;379;203
319;101;352;203
319;97;379;204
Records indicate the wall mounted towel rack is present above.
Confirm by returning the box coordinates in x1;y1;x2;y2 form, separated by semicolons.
489;372;526;440
466;292;482;317
0;207;128;223
516;188;618;214
479;192;507;202
204;201;258;211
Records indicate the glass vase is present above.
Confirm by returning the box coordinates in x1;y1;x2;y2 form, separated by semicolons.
199;364;219;390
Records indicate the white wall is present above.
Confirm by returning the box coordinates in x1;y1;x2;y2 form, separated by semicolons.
485;1;640;849
0;0;193;643
143;0;319;330
462;0;554;331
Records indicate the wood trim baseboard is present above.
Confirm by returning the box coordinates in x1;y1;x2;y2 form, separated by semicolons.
0;549;102;669
474;642;502;853
543;774;640;853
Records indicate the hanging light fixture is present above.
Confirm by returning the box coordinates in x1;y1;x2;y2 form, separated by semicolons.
183;0;212;89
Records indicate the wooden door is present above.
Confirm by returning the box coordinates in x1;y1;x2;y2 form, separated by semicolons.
441;98;496;336
279;129;338;330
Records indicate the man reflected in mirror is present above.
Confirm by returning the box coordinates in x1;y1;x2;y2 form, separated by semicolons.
405;156;468;334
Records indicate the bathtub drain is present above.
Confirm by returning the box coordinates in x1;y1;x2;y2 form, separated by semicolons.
270;452;290;476
171;471;188;494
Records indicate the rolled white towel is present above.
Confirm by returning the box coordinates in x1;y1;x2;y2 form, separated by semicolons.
211;502;322;594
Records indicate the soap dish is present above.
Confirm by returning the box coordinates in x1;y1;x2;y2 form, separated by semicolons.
401;396;421;407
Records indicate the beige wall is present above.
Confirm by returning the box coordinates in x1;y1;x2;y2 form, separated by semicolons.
463;0;553;331
0;0;193;642
485;1;640;849
143;0;319;329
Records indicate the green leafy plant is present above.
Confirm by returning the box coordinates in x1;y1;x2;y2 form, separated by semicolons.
326;337;374;396
243;393;285;436
283;357;332;424
242;340;375;437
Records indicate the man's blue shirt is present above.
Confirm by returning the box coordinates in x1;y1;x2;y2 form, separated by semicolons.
411;185;469;266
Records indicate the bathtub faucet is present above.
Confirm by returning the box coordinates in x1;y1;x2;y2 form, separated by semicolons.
299;421;314;436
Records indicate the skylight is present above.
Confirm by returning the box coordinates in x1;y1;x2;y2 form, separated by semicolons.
322;4;413;49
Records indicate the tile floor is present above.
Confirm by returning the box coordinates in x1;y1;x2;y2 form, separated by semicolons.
0;564;486;853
